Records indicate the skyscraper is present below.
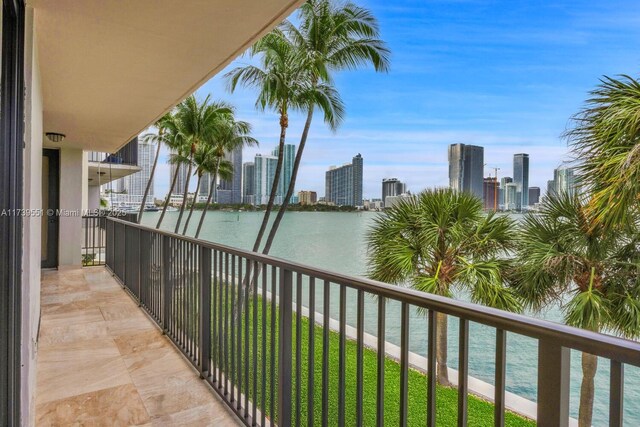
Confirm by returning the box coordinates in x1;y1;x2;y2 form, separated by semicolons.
448;143;484;200
546;180;556;198
528;187;540;206
170;159;189;196
216;145;243;204
199;172;210;202
513;153;529;211
271;144;296;200
553;162;578;196
110;138;157;206
242;162;255;205
504;183;518;210
324;154;364;207
253;154;278;205
382;178;407;206
483;177;499;211
499;176;513;207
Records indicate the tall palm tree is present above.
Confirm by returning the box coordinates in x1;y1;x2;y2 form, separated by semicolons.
565;75;640;227
181;144;217;235
137;113;171;224
514;192;640;427
173;95;233;233
193;115;257;239
367;188;521;385
261;0;390;254
226;29;307;252
155;115;189;229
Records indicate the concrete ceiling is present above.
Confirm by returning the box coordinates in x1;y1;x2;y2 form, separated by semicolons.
30;0;303;152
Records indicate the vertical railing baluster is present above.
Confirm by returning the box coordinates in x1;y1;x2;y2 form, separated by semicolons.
162;235;171;333
308;277;316;427
235;256;242;410
224;253;229;397
252;260;258;425
212;250;218;384
271;266;277;422
338;284;347;427
278;268;293;427
296;273;302;427
376;296;386;427
356;289;364;427
537;339;570;427
244;258;250;419
199;246;211;379
322;280;330;427
609;360;624;427
427;310;437;427
399;302;409;427
495;329;506;427
261;265;267;427
458;319;469;427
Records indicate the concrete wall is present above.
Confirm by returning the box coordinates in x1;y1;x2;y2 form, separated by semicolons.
58;147;85;266
87;185;101;211
21;7;42;425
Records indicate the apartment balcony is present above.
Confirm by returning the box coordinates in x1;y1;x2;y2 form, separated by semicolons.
88;137;141;186
55;216;640;426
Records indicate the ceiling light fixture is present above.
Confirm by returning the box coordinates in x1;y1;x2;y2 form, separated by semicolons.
45;132;65;143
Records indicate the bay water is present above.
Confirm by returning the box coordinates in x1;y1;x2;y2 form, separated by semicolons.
142;210;638;425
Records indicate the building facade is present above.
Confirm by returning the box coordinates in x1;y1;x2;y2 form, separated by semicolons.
298;190;317;205
504;182;518;211
553;163;578;197
483;177;499;211
528;187;541;206
513;153;529;211
381;178;406;206
103;138;156;207
242;162;255;205
324;154;364;207
448;143;484;200
216;145;243;204
170;159;189;196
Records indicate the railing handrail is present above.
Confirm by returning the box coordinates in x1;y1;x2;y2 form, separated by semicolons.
107;216;640;367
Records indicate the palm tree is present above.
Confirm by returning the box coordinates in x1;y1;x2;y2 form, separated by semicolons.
261;0;390;254
181;144;217;235
137;113;171;224
367;188;520;385
155;115;189;229
565;75;640;227
173;95;233;234
514;192;640;427
226;29;307;252
193;115;257;239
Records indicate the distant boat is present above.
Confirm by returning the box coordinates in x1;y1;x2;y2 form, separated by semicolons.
144;205;159;212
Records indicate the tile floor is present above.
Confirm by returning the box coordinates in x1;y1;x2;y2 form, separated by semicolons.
36;266;241;426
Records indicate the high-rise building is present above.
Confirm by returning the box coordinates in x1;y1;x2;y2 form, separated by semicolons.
254;154;278;205
513;153;529;211
271;144;296;200
448;143;484;200
499;176;513;207
528;187;541;206
242;162;255;205
298;191;317;205
216;145;243;204
199;172;211;202
108;138;157;206
483;178;499;211
553;163;578;196
170;159;189;196
382;178;407;206
504;183;518;211
546;180;556;198
324;154;364;207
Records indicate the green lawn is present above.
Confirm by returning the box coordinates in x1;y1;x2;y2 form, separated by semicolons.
206;291;535;427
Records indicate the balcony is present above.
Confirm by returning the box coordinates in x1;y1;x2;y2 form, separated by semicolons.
36;267;241;425
48;217;640;426
88;137;141;186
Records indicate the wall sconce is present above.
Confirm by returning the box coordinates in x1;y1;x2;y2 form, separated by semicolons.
45;132;65;143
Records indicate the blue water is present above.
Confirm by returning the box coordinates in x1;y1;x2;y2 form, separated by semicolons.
143;210;639;425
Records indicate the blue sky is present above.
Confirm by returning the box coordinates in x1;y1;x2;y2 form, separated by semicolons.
154;0;640;200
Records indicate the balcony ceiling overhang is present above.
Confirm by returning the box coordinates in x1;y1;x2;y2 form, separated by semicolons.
29;0;303;152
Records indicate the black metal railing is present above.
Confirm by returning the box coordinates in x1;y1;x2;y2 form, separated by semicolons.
83;212;138;266
104;217;640;427
88;137;139;166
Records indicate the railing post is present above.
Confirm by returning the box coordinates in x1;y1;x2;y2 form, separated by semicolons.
537;339;570;427
162;235;171;333
278;268;293;426
199;246;211;378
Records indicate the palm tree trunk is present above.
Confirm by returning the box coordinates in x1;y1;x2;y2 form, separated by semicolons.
137;138;162;223
436;312;449;385
156;167;180;229
174;161;193;233
182;173;202;235
262;107;314;254
195;160;220;239
252;112;288;252
578;352;597;427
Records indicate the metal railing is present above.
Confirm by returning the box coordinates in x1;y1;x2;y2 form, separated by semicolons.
104;217;640;427
82;212;138;266
88;137;139;166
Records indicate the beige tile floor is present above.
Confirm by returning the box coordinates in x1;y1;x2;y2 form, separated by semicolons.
36;267;241;426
